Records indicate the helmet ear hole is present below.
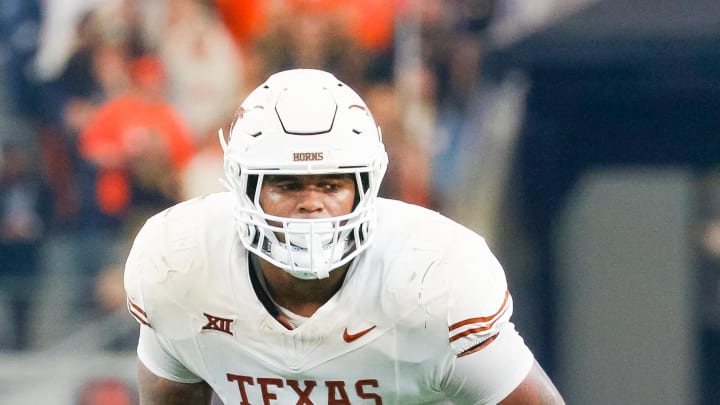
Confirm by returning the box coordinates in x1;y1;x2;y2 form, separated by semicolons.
360;172;370;193
246;175;259;201
353;172;370;208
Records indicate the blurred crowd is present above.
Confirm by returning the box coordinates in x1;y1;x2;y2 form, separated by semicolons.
0;0;499;354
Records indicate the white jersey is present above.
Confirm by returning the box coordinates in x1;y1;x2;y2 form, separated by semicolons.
124;193;534;404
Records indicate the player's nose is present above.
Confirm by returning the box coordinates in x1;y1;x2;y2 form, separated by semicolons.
295;188;326;215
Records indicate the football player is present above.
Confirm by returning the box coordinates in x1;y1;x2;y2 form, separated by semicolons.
125;69;565;404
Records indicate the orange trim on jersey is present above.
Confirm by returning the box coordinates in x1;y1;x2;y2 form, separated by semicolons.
127;297;150;326
448;290;510;343
448;290;510;331
449;321;505;343
128;298;147;316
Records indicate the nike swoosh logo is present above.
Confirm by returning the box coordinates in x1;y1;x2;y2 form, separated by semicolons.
343;325;377;343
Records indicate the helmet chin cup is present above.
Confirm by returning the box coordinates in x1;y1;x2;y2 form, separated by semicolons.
282;222;339;279
265;222;349;279
284;222;334;249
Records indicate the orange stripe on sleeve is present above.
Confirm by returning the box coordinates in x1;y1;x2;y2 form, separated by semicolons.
449;290;510;332
127;297;150;327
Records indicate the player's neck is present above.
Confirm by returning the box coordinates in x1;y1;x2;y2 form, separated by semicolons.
258;260;350;317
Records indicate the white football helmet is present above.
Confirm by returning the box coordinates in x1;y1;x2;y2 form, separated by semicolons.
220;69;388;279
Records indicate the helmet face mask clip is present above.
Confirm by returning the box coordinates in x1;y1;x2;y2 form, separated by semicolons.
220;69;388;279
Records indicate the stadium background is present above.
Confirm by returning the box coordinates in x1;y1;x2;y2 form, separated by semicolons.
1;0;719;403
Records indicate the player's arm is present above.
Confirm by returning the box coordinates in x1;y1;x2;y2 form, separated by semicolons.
498;361;565;405
138;361;214;405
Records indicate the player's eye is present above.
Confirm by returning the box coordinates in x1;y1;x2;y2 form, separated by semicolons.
322;177;355;192
277;182;303;191
322;183;341;192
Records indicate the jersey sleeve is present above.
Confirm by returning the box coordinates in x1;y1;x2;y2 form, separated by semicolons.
425;227;535;402
137;325;204;383
124;213;202;383
444;231;513;354
124;217;158;329
124;208;199;334
124;214;174;330
443;321;534;404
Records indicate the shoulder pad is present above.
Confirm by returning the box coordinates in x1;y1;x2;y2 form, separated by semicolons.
124;195;234;339
420;228;511;355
